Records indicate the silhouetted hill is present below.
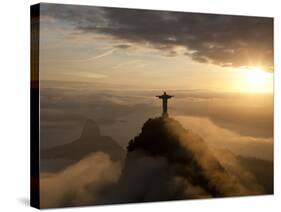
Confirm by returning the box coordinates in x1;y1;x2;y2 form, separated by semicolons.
41;119;125;165
98;117;264;204
126;117;228;198
128;117;222;167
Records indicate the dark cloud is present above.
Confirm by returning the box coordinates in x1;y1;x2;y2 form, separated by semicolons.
41;3;273;71
114;44;132;49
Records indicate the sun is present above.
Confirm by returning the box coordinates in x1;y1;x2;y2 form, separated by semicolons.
238;66;273;93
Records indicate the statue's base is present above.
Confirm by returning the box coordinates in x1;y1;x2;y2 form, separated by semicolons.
162;113;169;118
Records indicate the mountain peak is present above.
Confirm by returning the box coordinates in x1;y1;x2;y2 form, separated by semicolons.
127;116;193;161
125;116;236;197
80;119;101;140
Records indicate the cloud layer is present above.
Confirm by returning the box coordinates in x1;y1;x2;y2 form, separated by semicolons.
41;3;273;71
40;152;121;208
40;81;273;148
40;117;268;208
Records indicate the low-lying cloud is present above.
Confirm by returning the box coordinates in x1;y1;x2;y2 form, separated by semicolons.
176;115;273;161
172;92;273;138
40;152;121;208
40;117;267;208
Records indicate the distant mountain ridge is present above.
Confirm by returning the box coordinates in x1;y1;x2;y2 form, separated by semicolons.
238;156;273;193
41;119;125;171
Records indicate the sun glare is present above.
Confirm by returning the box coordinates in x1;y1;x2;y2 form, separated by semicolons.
238;66;273;93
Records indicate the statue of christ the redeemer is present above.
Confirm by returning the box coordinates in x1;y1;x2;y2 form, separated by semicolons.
156;91;174;117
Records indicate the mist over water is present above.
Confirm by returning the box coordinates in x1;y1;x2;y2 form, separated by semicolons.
40;81;273;161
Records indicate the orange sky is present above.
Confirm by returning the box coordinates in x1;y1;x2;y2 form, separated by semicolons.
39;4;273;94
